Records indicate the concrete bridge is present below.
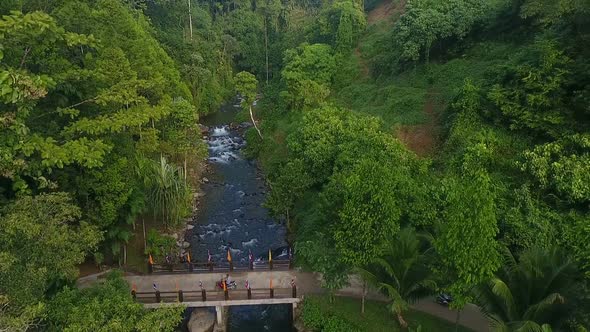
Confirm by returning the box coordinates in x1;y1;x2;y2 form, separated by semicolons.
127;270;311;327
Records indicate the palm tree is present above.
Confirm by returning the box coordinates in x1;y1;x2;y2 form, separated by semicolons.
475;246;583;331
136;155;191;228
358;227;436;328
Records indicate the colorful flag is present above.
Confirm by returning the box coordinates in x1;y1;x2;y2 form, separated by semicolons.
269;278;273;289
227;249;232;262
152;283;158;291
186;252;191;263
268;248;272;262
223;280;227;291
207;250;212;263
245;280;250;289
148;254;154;265
248;250;253;262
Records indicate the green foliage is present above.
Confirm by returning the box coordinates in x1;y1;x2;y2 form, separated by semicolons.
235;71;258;107
313;0;366;53
301;294;474;332
139;156;192;228
302;296;361;332
324;158;402;265
475;246;585;331
435;145;501;308
519;134;590;203
383;0;499;68
0;193;101;310
265;158;313;220
488;41;576;138
281;43;336;109
145;229;176;260
358;228;436;326
46;271;183;332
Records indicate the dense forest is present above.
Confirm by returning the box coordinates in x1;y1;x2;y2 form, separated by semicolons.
0;0;589;331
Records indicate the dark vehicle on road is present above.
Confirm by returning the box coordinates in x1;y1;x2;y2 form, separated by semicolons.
436;293;453;306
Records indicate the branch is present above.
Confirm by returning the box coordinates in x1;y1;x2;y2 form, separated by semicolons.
32;96;99;120
19;47;31;69
249;105;263;139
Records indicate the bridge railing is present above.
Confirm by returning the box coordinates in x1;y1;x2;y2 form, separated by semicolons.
132;286;297;304
148;259;292;274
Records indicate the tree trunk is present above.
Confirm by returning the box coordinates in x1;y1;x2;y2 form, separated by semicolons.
264;17;269;85
142;218;147;252
361;281;366;315
184;157;188;181
396;311;408;329
286;209;291;233
454;310;461;332
188;0;193;40
249;105;263;139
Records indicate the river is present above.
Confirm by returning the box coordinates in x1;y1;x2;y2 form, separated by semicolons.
185;102;294;331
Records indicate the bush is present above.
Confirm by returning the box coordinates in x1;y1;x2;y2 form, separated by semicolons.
301;297;360;332
145;229;176;261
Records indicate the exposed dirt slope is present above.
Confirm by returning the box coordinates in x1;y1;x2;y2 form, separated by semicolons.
395;91;442;157
367;0;406;26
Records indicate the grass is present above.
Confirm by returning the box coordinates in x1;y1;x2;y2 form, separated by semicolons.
304;294;475;332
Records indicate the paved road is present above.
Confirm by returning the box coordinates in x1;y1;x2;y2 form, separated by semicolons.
77;270;489;331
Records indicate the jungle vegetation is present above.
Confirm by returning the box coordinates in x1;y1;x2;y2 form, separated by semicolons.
1;0;589;331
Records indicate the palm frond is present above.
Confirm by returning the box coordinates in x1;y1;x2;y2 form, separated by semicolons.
522;293;565;321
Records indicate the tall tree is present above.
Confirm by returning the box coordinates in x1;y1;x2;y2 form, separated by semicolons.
235;71;263;138
435;143;501;325
0;193;101;317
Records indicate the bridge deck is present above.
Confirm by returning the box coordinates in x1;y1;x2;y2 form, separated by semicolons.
142;297;300;309
136;288;299;308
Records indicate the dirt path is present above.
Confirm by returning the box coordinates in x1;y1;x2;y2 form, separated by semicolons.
396;90;441;157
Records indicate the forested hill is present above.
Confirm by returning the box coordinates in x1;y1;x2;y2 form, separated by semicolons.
244;0;590;330
0;0;234;329
1;0;590;331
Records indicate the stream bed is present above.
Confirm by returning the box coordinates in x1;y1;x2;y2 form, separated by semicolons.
185;103;293;331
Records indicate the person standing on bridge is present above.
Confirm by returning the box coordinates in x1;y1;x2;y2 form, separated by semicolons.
226;273;233;285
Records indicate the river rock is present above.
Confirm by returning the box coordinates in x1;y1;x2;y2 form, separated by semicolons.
188;308;215;332
202;177;209;183
181;241;191;249
186;224;194;230
199;124;209;135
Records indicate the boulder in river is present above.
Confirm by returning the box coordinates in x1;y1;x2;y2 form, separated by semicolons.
188;308;215;332
199;124;209;135
202;177;209;183
186;224;195;230
181;241;191;249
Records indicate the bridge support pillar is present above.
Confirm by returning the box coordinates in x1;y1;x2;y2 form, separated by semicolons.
215;305;223;325
292;302;298;319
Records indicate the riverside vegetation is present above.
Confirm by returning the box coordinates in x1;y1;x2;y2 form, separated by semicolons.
0;0;589;331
